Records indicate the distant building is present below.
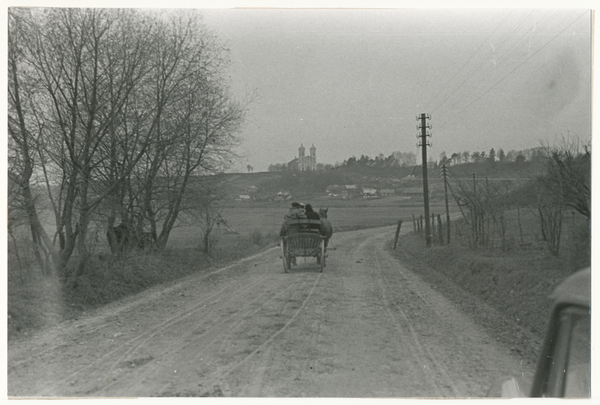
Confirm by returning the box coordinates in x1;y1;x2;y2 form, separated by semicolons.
326;185;344;196
362;188;378;198
288;144;317;171
400;187;430;199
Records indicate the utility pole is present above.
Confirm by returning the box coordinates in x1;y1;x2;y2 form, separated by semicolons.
441;164;451;244
472;172;478;247
416;113;432;247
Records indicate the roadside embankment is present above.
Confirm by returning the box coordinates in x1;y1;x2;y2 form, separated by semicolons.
388;232;585;365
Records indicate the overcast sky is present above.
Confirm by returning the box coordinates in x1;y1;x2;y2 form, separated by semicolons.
197;7;592;172
4;2;594;173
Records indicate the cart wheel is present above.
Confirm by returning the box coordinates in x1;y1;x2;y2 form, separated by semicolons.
281;242;288;273
319;242;325;272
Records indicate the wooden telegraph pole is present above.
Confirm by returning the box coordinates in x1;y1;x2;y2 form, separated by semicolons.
417;113;432;247
441;164;451;244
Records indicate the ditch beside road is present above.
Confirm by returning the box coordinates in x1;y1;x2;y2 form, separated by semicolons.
7;226;535;397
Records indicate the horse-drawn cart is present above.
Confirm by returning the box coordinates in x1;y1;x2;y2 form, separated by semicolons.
280;219;326;273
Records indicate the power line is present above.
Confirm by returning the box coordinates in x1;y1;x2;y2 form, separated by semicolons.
431;10;554;119
426;10;537;115
435;10;588;132
423;10;519;113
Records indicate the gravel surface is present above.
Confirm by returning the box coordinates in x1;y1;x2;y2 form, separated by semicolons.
8;226;535;398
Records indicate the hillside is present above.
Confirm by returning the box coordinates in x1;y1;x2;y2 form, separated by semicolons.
222;160;546;203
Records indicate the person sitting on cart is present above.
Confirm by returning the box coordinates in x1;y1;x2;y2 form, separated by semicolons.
280;202;306;237
280;202;307;266
283;202;306;221
304;204;319;220
304;204;322;232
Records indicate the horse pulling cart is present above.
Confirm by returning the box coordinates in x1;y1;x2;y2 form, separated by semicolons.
280;219;326;273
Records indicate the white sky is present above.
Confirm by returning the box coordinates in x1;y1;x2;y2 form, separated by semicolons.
3;2;594;172
198;7;592;171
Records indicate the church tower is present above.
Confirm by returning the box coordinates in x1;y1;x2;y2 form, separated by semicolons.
309;144;317;170
292;143;317;171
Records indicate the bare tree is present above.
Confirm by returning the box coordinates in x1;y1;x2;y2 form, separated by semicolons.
183;176;228;254
17;9;158;280
543;139;591;220
531;138;590;256
8;8;245;284
132;11;244;249
8;9;58;275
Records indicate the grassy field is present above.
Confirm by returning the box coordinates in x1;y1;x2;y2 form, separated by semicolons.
170;198;454;240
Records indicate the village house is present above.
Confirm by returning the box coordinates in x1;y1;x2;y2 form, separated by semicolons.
399;187;430;199
237;194;253;202
379;188;396;197
362;187;378;199
326;185;345;197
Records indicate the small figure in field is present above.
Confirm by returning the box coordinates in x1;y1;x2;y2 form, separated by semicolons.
319;208;333;253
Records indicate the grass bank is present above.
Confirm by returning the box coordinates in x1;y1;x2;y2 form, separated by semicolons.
389;214;589;364
7;229;280;341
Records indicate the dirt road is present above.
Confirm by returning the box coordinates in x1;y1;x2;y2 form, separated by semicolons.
7;226;533;397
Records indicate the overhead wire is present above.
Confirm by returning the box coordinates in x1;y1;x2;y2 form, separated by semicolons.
423;10;547;160
425;10;537;115
430;10;552;119
422;10;516;113
434;10;588;132
421;9;587;162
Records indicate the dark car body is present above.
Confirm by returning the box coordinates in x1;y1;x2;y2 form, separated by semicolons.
488;267;591;397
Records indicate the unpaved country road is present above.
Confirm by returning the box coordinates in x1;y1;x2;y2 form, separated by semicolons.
7;226;533;397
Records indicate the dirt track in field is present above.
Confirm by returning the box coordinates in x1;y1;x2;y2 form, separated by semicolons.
7;226;534;398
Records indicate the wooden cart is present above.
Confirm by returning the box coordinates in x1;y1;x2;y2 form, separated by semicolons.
280;219;326;273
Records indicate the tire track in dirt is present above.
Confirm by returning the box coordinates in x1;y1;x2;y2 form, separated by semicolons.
8;249;291;396
195;272;323;396
7;248;279;372
348;231;451;396
89;272;286;395
370;237;459;396
365;230;533;396
85;265;323;396
54;268;275;392
9;226;534;398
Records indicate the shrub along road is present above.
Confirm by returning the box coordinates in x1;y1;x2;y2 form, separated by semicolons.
7;226;534;397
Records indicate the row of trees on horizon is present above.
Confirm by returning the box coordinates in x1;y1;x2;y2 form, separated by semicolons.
267;146;548;172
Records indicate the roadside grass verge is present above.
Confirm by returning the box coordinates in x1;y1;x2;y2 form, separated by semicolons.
389;210;590;364
7;228;280;341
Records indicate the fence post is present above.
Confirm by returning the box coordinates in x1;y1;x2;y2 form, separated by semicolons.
393;220;403;250
438;214;444;245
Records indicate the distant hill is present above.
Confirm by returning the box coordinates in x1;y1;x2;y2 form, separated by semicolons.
221;159;545;202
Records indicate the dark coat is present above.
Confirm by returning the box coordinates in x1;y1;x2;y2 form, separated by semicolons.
305;210;320;220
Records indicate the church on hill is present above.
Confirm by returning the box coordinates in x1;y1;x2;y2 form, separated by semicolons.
288;144;317;171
